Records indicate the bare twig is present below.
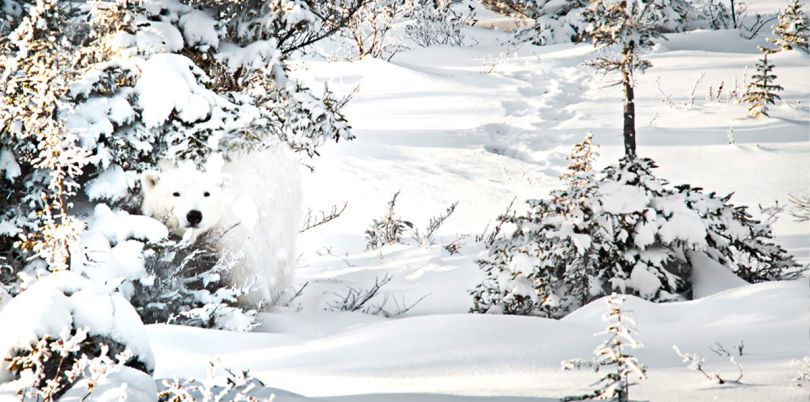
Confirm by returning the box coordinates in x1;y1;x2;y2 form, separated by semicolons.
326;274;392;312
688;73;705;107
655;76;675;108
480;196;517;247
412;201;459;246
300;202;348;233
674;345;744;384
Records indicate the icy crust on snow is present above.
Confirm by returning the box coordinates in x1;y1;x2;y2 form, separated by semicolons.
0;272;154;382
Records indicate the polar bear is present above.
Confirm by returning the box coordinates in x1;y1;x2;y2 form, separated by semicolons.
140;145;302;305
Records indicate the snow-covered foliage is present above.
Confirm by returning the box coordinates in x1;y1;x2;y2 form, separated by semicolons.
0;0;354;282
341;0;408;60
506;0;691;46
405;0;477;48
742;52;783;118
0;0;90;274
767;0;809;52
158;365;275;401
0;0;353;339
562;294;646;402
471;135;803;317
794;356;810;387
0;271;153;398
133;233;259;332
365;191;413;250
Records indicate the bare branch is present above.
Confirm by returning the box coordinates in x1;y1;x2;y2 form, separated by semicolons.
300;202;348;233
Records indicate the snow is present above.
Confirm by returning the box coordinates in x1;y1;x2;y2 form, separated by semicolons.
0;272;154;382
85;204;168;245
655;194;708;247
689;252;750;298
85;165;137;202
217;40;281;71
629;263;663;298
179;10;219;50
598;182;650;214
60;367;157;402
135;53;216;128
0;148;20;181
2;0;809;400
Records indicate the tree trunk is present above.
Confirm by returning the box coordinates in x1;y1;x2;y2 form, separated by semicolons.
621;44;637;158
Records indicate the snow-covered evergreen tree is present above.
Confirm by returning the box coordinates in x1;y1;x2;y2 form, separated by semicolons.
507;0;690;46
583;0;670;157
767;0;809;52
471;134;607;316
742;52;783;118
563;294;647;402
0;0;360;329
0;0;90;273
472;134;803;317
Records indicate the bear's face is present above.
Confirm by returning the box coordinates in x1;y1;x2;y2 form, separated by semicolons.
140;168;227;236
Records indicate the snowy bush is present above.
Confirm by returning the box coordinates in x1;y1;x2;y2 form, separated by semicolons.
507;0;691;47
562;294;646;402
0;271;154;398
365;191;413;250
766;0;809;52
341;0;409;60
405;0;477;48
794;356;810;387
471;135;804;317
133;232;259;332
0;0;356;284
158;364;275;401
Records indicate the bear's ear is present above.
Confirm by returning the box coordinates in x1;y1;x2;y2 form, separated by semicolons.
141;171;161;191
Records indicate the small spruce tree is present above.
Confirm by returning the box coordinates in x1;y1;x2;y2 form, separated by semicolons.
562;294;647;402
767;0;809;52
742;53;783;118
583;0;669;157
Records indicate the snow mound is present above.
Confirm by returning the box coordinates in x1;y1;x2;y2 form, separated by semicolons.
61;366;158;402
689;251;750;298
0;271;154;382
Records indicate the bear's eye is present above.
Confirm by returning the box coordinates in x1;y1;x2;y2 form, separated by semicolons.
172;192;181;197
203;191;210;197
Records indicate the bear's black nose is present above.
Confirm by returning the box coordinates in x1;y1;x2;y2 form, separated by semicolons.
186;210;203;226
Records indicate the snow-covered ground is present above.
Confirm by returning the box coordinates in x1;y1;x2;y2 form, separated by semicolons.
138;3;810;401
2;1;809;401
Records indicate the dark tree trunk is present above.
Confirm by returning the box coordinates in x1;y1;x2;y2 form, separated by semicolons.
621;44;637;158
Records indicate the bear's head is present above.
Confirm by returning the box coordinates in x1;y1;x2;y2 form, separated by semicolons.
140;166;228;237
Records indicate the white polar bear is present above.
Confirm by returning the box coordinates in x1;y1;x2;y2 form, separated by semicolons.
140;144;302;305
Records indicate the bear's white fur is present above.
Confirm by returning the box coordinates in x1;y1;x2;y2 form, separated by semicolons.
140;145;302;305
